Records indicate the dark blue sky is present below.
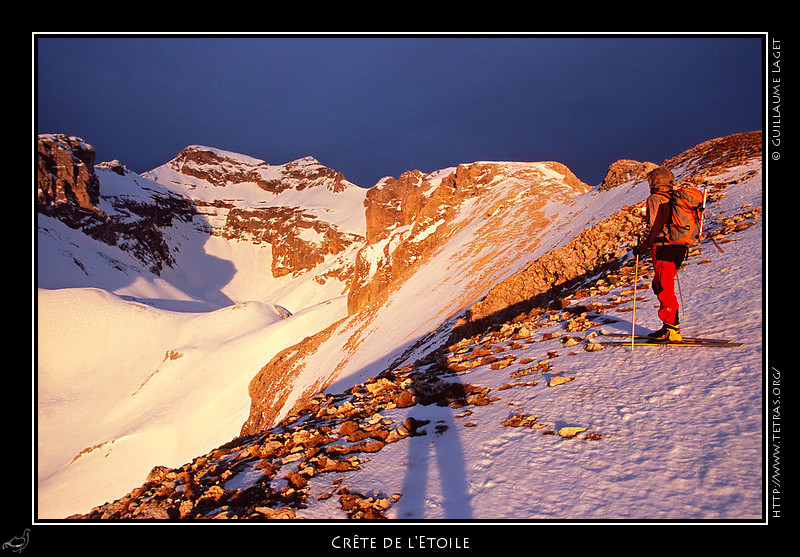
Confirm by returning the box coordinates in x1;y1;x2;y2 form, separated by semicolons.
35;34;763;188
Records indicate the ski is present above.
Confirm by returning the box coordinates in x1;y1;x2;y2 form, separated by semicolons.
599;338;743;348
600;333;740;345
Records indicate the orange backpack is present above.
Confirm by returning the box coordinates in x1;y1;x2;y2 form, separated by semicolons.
668;187;705;246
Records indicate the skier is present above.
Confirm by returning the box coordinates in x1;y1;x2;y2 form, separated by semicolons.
636;166;688;341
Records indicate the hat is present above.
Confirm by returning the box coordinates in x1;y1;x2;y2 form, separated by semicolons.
647;166;674;191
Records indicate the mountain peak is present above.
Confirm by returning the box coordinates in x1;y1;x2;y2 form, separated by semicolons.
145;145;358;198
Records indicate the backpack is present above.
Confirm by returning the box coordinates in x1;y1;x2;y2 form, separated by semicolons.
667;187;705;246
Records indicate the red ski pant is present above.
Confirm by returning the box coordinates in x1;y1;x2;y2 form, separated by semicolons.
652;253;680;326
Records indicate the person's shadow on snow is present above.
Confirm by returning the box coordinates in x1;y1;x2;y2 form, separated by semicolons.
392;373;474;520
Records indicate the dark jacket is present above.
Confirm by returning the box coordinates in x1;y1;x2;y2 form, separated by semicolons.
645;189;672;246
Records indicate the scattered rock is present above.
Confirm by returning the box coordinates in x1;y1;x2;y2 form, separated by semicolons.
548;375;575;387
338;486;393;519
558;427;588;439
501;414;541;429
254;506;296;519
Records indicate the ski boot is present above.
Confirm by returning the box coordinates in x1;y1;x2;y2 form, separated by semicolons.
648;322;682;342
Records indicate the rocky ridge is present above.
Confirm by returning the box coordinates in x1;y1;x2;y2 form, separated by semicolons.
242;160;594;436
69;131;762;520
348;161;590;315
165;146;351;194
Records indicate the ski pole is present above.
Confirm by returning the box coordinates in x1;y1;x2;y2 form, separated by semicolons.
676;271;685;318
631;253;639;350
700;188;708;236
701;187;725;253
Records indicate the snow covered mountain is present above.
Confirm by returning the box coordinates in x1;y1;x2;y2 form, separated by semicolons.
143;145;366;294
35;131;764;522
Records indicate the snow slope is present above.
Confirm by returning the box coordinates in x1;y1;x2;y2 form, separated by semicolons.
36;287;347;519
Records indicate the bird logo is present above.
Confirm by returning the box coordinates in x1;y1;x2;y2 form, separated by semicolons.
2;529;29;553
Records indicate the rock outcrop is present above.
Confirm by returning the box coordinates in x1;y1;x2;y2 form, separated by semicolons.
663;131;762;177
37;134;105;218
598;159;658;191
220;206;362;279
